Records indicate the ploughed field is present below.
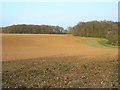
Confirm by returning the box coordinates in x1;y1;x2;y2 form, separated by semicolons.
2;34;118;88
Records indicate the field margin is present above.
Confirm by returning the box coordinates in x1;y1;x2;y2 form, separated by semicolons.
77;38;118;48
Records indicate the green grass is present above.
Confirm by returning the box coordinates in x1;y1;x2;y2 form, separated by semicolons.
57;63;73;72
97;39;118;48
81;64;90;69
77;38;118;48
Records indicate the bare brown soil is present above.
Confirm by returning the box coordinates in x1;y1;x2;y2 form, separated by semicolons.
2;34;118;61
2;34;118;88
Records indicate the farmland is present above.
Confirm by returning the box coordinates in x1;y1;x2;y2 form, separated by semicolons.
2;34;118;88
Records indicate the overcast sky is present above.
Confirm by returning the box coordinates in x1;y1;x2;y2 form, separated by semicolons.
1;2;118;28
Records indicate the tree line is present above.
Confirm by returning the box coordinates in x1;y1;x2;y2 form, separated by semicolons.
2;21;119;46
2;24;64;34
67;21;118;46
